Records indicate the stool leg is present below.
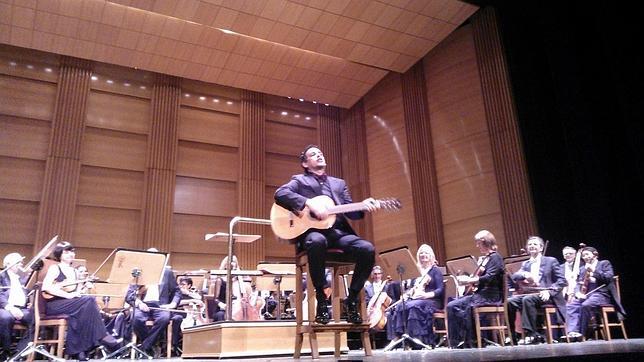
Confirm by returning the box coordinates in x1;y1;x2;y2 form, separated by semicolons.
294;262;304;358
333;266;341;357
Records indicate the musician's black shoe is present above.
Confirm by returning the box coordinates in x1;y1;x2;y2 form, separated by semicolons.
344;299;363;324
100;335;124;353
315;298;330;324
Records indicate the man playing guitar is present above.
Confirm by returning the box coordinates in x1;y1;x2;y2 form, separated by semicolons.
274;145;377;325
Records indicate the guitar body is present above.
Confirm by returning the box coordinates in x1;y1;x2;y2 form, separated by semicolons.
270;195;337;240
271;195;402;240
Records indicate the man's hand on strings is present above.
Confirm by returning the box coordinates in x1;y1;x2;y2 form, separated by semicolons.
305;198;329;220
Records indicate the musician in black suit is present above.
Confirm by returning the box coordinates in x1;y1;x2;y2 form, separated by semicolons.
446;230;505;348
565;246;626;340
0;253;33;359
126;249;181;356
274;144;377;324
507;236;567;344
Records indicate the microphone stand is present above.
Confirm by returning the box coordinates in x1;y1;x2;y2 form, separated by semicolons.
103;268;152;360
383;264;431;351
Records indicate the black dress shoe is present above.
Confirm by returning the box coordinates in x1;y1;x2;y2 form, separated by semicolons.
101;335;124;352
344;299;363;324
315;298;330;324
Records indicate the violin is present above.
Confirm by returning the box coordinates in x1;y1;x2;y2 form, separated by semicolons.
366;276;392;331
459;254;490;295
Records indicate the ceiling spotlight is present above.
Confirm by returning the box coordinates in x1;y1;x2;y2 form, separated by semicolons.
106;79;114;84
281;111;288;116
91;76;98;81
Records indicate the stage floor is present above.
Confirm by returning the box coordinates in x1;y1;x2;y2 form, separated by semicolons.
59;338;644;361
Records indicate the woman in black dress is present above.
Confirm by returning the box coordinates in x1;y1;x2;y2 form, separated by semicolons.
41;242;121;360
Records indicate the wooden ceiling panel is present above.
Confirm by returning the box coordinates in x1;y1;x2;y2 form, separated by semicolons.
2;0;477;108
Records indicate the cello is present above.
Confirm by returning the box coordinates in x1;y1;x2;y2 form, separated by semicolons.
367;276;392;330
231;276;264;321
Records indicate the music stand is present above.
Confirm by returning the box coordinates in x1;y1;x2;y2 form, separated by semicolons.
379;246;431;351
445;255;478;298
256;263;296;320
103;248;168;360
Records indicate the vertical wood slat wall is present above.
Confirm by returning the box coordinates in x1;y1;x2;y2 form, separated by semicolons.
35;57;92;249
237;89;266;268
319;104;343;178
472;7;537;253
401;62;446;263
141;75;180;252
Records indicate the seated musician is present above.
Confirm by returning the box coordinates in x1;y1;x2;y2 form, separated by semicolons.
565;246;625;340
0;253;34;359
386;244;444;349
507;236;567;344
42;242;122;360
274;145;377;324
561;246;578;302
125;248;181;357
364;266;390;306
178;277;206;326
446;230;504;349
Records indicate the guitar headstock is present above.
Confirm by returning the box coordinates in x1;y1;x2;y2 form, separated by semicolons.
376;198;402;211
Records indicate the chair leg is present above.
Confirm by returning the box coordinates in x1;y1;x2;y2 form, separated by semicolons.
474;310;482;348
167;322;172;357
56;325;65;358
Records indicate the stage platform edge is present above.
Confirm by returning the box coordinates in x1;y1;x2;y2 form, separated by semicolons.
181;320;348;358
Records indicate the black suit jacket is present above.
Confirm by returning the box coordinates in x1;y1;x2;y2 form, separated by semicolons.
576;259;626;319
274;173;364;244
512;255;567;322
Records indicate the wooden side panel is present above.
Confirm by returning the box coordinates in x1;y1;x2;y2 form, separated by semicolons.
86;91;150;134
363;73;417;254
0;116;50;160
0;75;56;121
424;25;505;258
81;128;148;171
77;166;144;210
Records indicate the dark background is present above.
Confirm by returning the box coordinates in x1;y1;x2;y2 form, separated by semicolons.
466;1;643;337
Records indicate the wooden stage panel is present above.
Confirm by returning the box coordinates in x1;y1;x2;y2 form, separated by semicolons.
182;321;348;358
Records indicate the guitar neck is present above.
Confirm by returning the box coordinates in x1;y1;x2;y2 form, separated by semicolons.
326;202;368;215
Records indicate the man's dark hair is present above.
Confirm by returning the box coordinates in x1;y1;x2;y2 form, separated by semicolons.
582;246;599;256
299;144;320;163
179;277;193;286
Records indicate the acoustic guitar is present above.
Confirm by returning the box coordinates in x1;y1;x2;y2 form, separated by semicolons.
270;195;401;240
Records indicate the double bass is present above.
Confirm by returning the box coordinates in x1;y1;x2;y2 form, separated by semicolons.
231;276;264;321
366;276;392;330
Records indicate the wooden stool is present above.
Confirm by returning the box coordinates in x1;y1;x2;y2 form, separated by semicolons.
131;319;173;358
540;305;567;344
294;248;372;359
